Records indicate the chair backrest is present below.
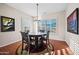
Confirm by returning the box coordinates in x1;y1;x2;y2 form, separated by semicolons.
46;31;50;39
42;31;50;40
20;32;29;42
28;35;36;45
39;30;45;33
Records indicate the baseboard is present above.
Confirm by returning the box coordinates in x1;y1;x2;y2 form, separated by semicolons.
0;40;21;47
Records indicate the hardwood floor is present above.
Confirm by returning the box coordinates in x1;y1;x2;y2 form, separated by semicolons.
0;41;21;55
0;40;74;55
48;40;73;55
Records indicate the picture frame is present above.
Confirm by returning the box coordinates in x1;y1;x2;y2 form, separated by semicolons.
0;16;15;32
67;8;79;34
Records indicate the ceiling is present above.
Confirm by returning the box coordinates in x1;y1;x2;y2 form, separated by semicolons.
6;3;68;17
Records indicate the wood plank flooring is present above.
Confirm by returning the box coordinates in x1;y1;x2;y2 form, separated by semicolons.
0;40;74;55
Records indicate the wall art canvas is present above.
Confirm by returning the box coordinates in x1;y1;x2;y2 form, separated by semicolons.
67;8;79;34
0;16;15;32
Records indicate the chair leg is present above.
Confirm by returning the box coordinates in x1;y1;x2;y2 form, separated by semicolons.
46;40;50;52
27;47;30;54
27;43;30;55
46;40;51;54
46;40;49;51
21;42;23;54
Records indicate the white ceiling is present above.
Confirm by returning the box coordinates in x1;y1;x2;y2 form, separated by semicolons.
6;3;67;17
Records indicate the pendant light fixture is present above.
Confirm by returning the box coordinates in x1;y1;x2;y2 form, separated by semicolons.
34;3;39;33
37;3;38;20
34;3;39;21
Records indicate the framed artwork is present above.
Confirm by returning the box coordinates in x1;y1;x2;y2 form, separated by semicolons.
67;8;79;34
0;16;15;32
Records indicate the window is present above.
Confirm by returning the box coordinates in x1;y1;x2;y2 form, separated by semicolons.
38;19;56;33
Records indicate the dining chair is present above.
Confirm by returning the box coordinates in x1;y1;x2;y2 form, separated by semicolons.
39;30;45;33
28;35;35;46
28;34;44;53
41;31;50;50
43;31;55;54
20;31;30;54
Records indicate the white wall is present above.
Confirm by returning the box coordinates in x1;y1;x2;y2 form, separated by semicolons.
0;3;33;47
21;16;34;33
42;11;65;41
65;3;79;55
